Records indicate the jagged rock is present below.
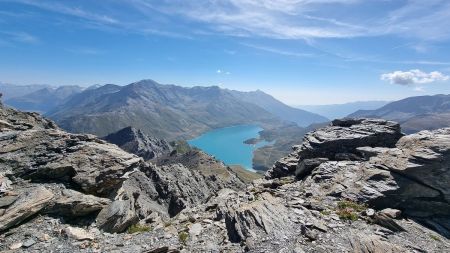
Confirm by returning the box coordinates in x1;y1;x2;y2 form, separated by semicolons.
22;238;36;248
266;118;403;179
0;195;18;208
350;234;408;253
0;186;54;231
143;247;180;253
156;149;247;191
45;189;111;217
103;126;172;160
267;155;299;178
0;129;146;197
295;158;328;179
380;208;401;219
0;104;57;131
0;176;13;194
0;103;148;197
220;192;294;243
300;118;403;159
96;199;139;233
1;104;450;252
9;242;23;250
372;213;405;232
63;227;95;241
369;128;450;213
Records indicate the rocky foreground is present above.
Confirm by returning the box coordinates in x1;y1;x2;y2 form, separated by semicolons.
0;104;449;252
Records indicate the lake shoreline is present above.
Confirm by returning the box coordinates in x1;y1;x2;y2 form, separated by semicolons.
188;124;273;171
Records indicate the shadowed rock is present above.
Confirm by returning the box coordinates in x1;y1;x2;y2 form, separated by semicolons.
103;126;172;160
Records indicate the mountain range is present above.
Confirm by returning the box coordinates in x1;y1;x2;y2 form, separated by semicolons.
349;94;450;133
229;90;328;126
41;80;326;139
45;80;278;138
5;86;82;113
0;82;51;100
3;81;450;170
296;101;389;120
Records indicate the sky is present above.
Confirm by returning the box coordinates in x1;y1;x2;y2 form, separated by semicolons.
1;0;450;105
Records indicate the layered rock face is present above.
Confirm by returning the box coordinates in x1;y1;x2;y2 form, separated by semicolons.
266;118;404;178
266;118;450;237
103;126;172;160
0;105;449;252
0;104;245;235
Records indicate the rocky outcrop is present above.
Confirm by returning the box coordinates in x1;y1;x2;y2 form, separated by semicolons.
45;189;111;217
350;235;408;253
0;104;247;235
157;150;247;193
0;104;449;252
266;119;403;178
0;186;54;231
103;126;172;160
0;119;144;196
218;191;294;243
266;118;450;237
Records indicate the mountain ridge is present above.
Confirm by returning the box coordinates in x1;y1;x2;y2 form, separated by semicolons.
349;94;450;133
46;79;326;140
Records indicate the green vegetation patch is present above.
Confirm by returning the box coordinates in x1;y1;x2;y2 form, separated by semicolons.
429;234;441;241
127;224;152;234
170;140;193;155
336;200;367;221
178;231;189;244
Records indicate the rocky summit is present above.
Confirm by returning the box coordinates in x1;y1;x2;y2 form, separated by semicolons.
103;126;172;161
0;103;449;252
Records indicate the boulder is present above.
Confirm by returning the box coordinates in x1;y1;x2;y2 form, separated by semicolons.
45;189;111;217
96;199;139;233
0;119;147;197
299;119;403;160
0;186;54;231
219;192;294;243
350;234;408;253
63;226;95;241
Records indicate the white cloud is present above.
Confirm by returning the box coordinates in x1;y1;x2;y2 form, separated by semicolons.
216;69;222;74
381;69;449;86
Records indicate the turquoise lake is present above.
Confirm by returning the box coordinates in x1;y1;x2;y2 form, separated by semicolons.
188;125;272;171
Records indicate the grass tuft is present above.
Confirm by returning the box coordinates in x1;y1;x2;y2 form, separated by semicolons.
430;234;441;241
336;200;366;221
127;224;152;234
179;231;189;244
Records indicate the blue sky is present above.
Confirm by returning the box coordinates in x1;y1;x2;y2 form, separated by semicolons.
1;0;450;104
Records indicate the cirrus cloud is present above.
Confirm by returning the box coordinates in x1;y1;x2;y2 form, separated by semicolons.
381;69;449;86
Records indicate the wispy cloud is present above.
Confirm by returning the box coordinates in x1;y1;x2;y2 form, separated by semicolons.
10;0;118;24
128;0;450;41
241;42;316;57
5;0;450;42
0;31;39;44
